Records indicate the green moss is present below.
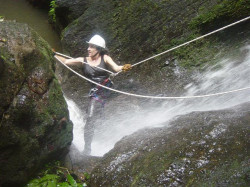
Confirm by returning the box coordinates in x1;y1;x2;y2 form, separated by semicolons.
192;160;250;186
47;79;68;118
0;49;25;117
189;0;250;31
172;39;220;69
110;0;160;60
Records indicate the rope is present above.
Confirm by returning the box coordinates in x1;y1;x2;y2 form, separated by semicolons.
55;16;250;77
55;56;250;99
54;16;250;99
54;51;115;75
114;16;250;75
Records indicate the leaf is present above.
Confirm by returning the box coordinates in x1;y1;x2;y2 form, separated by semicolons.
47;180;57;187
84;172;90;180
67;174;77;187
26;179;40;187
40;174;59;182
57;182;70;187
80;183;88;187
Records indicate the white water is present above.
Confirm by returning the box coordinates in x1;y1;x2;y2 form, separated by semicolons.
65;98;86;152
66;45;250;157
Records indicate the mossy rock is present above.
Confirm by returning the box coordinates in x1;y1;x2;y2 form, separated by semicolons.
0;21;73;186
90;102;250;186
59;0;249;102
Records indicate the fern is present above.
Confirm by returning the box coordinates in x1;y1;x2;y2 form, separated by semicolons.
49;0;57;23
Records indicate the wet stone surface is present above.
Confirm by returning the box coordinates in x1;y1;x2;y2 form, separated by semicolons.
0;21;73;186
90;102;250;186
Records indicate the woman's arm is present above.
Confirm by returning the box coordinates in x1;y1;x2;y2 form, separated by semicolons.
55;55;83;67
104;55;124;72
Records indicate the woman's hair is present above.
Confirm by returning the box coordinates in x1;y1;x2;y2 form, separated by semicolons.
96;46;108;56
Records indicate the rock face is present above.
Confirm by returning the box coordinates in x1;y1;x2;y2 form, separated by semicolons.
60;0;249;62
58;0;249;108
90;102;250;186
49;0;249;185
55;0;89;29
0;21;73;186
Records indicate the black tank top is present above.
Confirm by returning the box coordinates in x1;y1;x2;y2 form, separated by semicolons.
83;56;110;84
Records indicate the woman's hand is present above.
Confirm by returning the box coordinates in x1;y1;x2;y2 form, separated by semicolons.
122;64;132;72
104;55;132;72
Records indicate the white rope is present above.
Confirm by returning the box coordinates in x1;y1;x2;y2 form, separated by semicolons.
55;16;250;77
132;16;250;67
54;51;115;75
55;56;250;99
54;16;250;99
113;16;250;76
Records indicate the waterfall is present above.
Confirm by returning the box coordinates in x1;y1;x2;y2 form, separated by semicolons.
65;98;86;152
66;45;250;157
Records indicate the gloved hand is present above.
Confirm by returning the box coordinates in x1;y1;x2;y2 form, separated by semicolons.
52;48;56;56
122;64;132;72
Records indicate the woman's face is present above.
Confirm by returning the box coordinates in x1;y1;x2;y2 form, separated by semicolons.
88;44;99;57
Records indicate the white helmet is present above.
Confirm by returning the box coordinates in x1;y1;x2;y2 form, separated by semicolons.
87;34;106;49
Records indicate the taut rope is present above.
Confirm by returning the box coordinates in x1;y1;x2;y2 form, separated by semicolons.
55;56;250;99
55;16;250;99
114;16;250;75
54;51;114;74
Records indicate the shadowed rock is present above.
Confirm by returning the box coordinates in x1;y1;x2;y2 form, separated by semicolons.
0;21;73;186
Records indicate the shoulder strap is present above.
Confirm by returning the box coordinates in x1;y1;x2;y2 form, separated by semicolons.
84;57;87;63
82;57;87;70
100;55;106;66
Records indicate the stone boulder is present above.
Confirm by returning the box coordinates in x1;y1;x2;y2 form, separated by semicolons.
55;0;89;29
90;102;250;186
0;21;73;186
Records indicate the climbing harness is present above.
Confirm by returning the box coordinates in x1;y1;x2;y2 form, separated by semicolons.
54;16;250;99
89;78;113;105
55;55;250;99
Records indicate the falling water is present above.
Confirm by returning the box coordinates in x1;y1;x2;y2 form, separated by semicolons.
65;97;86;152
66;45;250;157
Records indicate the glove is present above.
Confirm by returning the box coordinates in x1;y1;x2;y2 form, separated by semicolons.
122;64;132;72
52;48;56;56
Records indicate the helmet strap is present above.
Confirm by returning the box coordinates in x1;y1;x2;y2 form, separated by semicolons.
92;51;99;58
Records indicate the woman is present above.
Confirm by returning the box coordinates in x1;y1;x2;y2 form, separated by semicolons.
55;34;131;155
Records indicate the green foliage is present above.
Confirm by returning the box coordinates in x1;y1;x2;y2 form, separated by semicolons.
0;54;6;61
110;0;162;60
165;0;250;69
27;174;59;187
189;0;250;31
26;161;89;187
49;0;57;23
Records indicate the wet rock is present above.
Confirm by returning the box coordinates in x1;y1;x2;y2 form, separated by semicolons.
56;0;88;28
0;56;5;76
26;0;51;9
64;144;102;175
58;0;250;111
52;1;250;184
0;21;73;186
90;102;250;186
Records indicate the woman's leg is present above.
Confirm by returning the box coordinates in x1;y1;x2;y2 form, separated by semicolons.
83;98;103;155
